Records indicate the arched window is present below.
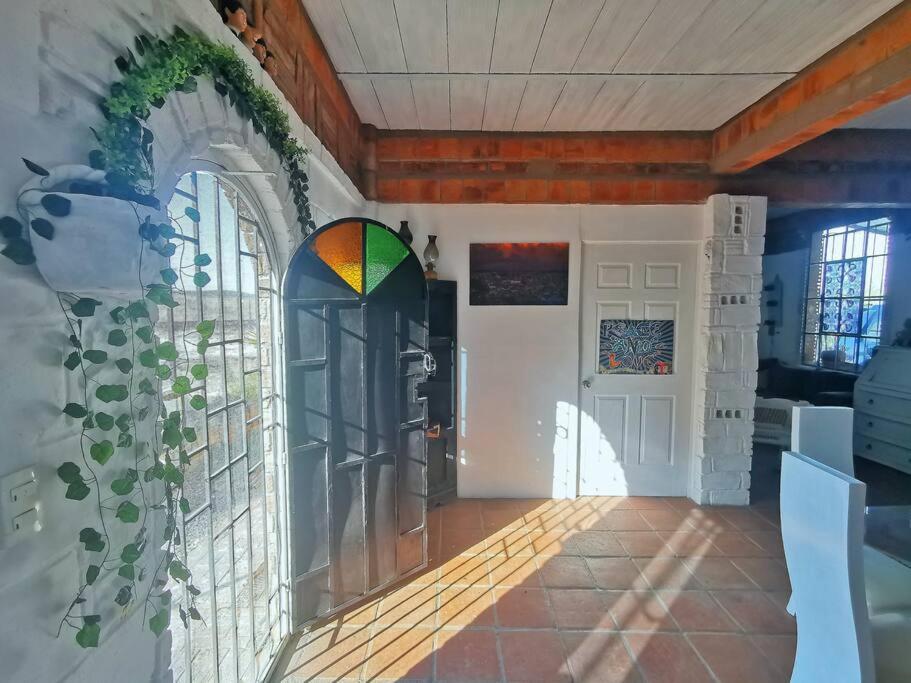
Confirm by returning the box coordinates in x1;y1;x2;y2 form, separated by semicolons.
166;172;285;683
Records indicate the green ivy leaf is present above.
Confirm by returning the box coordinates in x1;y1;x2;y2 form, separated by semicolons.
109;306;126;324
0;216;22;239
64;351;81;371
96;412;115;430
79;528;105;552
187;584;201;597
135;325;154;344
156;341;178;361
1;238;35;265
138;378;156;396
172;376;192;396
189;394;206;410
146;284;178;308
117;431;134;448
114;585;132;607
85;564;100;586
179;497;191;514
125;301;149;320
118;563;135;580
111;476;134;495
22;158;49;176
120;543;141;563
178;449;190;466
65;480;90;500
116;414;131;432
163;463;184;486
149;609;170;637
88;149;106;170
160;268;178;285
63;403;88;418
75;620;100;648
107;329;128;346
196;339;209;355
194;253;212;267
90;440;114;465
139;349;158;368
168;559;190;582
71;298;102;318
159;223;176;239
182;427;197;443
115;358;133;374
193;271;211;288
184;207;201;222
83;350;108;364
116;501;140;523
155;365;172;380
41;193;71;217
197;319;215;339
57;462;81;484
96;384;128;403
162;425;182;449
30;218;54;240
190;363;208;380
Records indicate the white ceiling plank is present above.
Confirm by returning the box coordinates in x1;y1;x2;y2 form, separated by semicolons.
340;0;407;72
489;0;552;73
578;78;644;129
303;0;367;73
573;0;658;74
544;78;605;130
372;79;420;128
645;79;720;130
513;79;566;130
684;76;786;129
450;78;489;129
394;0;448;72
411;79;452;129
654;0;766;74
343;78;389;127
532;0;606;73
482;79;527;130
613;0;715;74
448;0;499;73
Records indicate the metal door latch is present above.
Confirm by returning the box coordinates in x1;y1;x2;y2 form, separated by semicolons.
423;352;437;376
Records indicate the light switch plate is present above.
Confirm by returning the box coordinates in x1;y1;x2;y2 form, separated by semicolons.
1;466;41;543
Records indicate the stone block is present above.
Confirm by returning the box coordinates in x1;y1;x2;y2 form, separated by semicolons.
711;455;752;472
720;304;761;327
702;471;742;490
710;489;750;506
724;255;762;275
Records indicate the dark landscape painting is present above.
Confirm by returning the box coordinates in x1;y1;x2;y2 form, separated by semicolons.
469;242;569;305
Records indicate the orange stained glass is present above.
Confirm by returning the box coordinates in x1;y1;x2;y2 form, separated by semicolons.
309;221;363;293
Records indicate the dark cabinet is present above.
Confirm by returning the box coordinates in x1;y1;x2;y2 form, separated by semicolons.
426;280;458;505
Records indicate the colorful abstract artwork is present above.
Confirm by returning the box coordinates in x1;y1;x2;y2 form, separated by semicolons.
599;320;675;375
469;242;569;305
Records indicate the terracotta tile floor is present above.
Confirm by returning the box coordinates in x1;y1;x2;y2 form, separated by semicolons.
273;497;795;682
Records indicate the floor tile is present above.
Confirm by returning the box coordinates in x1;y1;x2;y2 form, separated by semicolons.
639;508;697;532
658;530;725;558
682;558;755;590
375;585;439;627
494;586;554;628
440;527;488;558
528;530;578;557
745;531;786;557
711;532;768;558
730;558;791;591
586;557;647;590
562;632;642;683
537;556;596;588
437;586;496;628
548;588;616;630
711;590;796;634
615;531;675;557
440;500;482;529
572;530;627;556
633;558;702;590
656;590;738;632
623;633;714;683
363;626;434;681
282;626;371;681
436;554;491;587
605;590;678;632
613;497;676;510
750;634;796;678
487;554;541;587
688;633;785;683
499;630;572;683
435;629;500;682
590;510;653;531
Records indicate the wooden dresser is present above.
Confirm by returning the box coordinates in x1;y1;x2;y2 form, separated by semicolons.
854;346;911;474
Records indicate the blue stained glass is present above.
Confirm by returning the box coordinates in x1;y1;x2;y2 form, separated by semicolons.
862;299;883;337
839;299;860;334
822;300;839;332
824;263;843;297
843;260;863;297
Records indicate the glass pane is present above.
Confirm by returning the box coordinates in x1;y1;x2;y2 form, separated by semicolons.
249;464;270;653
239;217;258;254
310;220;363;293
186;510;215;682
842;260;863;297
868;227;889;256
245;373;262;420
865;255;887;297
845;229;866;259
807;262;823;298
226;342;243;404
213;530;235;683
802;334;819;365
247;418;263;469
184;449;209;514
839;298;860;334
825;228;845;261
232;456;250;517
822;299;839;332
209;411;229;473
860;338;879;366
838;336;858;370
212;469;232;535
228;403;247;461
823;263;843;298
205;344;226;412
234;515;255;682
241;255;259;370
197;173;223;343
862;299;884;338
365;222;408;294
176;172;195;195
220;183;241;344
804;299;821;334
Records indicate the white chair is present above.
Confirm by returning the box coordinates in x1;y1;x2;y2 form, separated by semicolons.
791;406;855;475
781;451;911;683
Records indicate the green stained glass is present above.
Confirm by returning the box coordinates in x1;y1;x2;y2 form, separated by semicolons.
365;223;408;294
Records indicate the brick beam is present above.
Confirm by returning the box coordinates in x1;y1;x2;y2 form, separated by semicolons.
260;0;364;186
711;1;911;174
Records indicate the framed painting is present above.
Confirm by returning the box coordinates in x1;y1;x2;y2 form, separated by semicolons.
469;242;569;305
599;319;675;375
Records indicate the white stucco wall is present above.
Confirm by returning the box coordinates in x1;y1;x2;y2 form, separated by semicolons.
0;1;362;682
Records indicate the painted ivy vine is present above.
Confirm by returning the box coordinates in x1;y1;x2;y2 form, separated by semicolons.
0;27;314;648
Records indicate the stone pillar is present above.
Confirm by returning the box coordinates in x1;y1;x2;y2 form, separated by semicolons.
691;195;766;505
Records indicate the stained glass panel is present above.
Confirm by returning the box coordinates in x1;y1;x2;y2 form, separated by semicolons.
365;222;409;294
823;263;843;297
310;221;363;293
839;298;860;334
822;299;839;332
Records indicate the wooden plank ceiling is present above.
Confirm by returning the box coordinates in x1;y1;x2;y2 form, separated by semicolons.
304;0;901;132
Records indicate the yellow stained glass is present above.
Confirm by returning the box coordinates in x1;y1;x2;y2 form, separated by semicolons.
309;221;363;293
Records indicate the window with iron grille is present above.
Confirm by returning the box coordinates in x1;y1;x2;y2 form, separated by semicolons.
802;218;890;372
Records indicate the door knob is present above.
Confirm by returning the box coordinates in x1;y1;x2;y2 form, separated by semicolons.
582;377;592;389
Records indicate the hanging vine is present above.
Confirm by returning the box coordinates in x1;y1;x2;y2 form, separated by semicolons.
0;26;314;648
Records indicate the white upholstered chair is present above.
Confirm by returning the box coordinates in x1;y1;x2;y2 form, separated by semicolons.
781;451;911;683
790;406;855;475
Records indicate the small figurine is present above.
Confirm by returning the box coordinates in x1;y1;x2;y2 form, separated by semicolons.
253;39;268;64
223;0;248;34
263;52;278;77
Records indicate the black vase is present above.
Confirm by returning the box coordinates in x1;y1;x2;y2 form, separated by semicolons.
398;220;413;245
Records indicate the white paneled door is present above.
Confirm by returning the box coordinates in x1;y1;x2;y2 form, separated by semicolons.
579;242;698;496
